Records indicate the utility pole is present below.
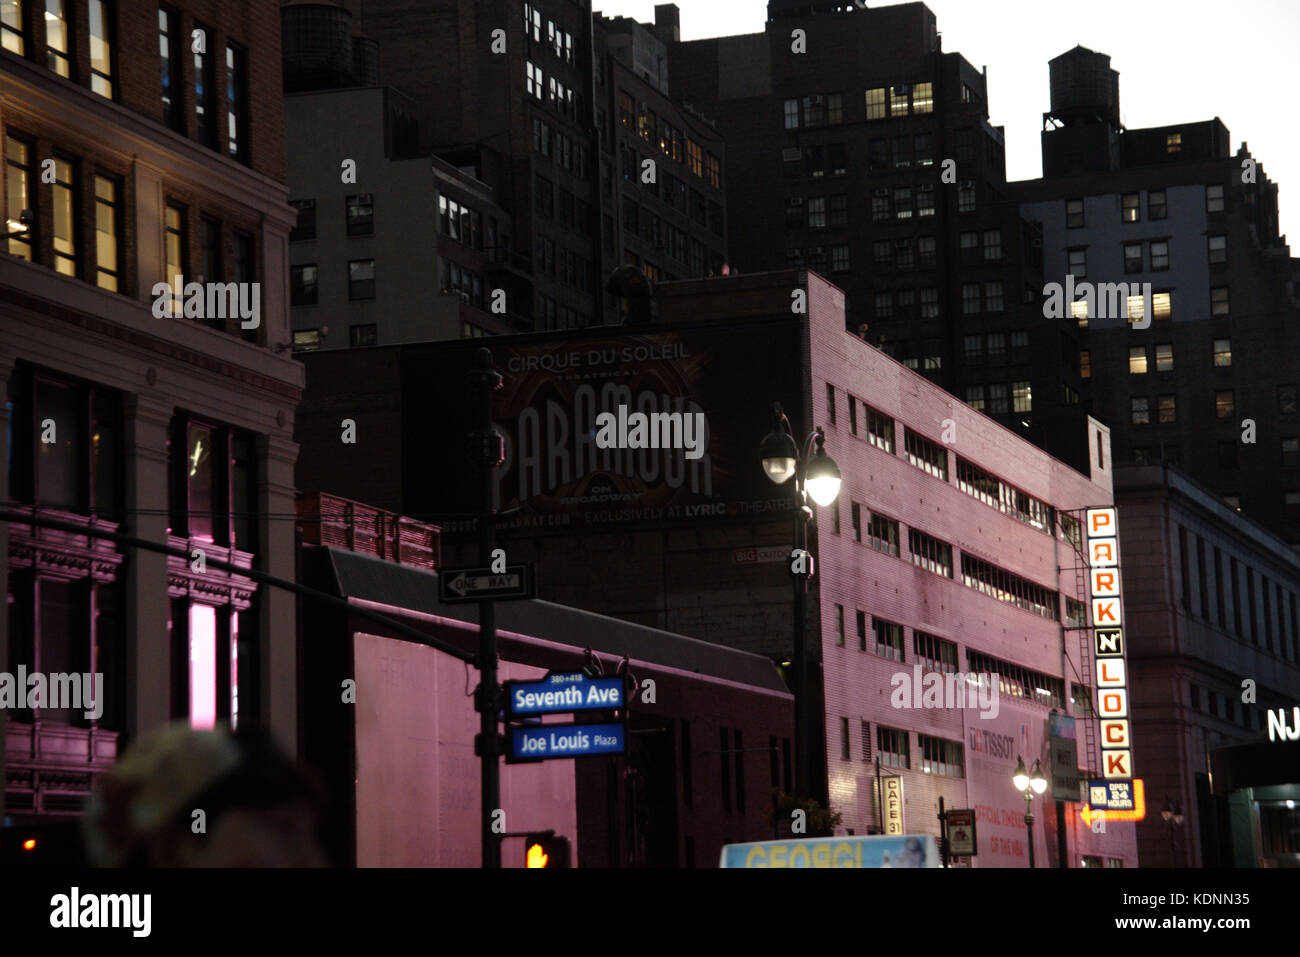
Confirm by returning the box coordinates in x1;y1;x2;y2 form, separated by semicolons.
468;347;505;868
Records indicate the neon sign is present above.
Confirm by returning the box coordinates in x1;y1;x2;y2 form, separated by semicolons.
1086;508;1134;780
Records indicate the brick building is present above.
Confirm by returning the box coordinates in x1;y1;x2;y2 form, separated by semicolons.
1;0;301;820
296;267;1138;866
1114;464;1300;867
1013;45;1300;544
665;1;1090;473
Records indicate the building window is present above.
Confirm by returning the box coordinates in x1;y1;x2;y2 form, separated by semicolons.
687;139;703;177
1;0;25;53
1123;243;1142;274
5;135;34;261
348;259;375;300
1213;338;1231;367
1206;183;1224;213
1121;193;1140;223
45;0;71;76
159;7;183;129
864;404;894;452
706;153;721;189
346;194;374;236
850;501;861;541
919;735;964;778
1166;133;1181;153
965;385;986;411
88;0;113;98
873;619;905;662
525;61;543;99
292;330;321;352
913;81;933;114
868;512;900;557
909;528;953;577
92;174;121;291
1281;386;1298;415
1009;331;1029;363
841;717;850;760
1066;198;1084;227
290;264;318;306
1211;286;1229;316
835;604;845;646
50;157;77;277
1150;240;1169;271
1215;390;1234;419
1154;343;1173;373
164;202;186;316
893;187;912;219
1159;394;1177;423
783;98;799;129
877;726;910;769
914;632;957;673
865;87;886;120
1131;396;1150;425
829;193;848;227
904;429;948;481
958;183;976;213
1149;189;1167;219
807;196;826;228
193;24;215;145
1208;235;1227;264
831;245;850;272
890;85;909;116
290;198;316;242
226;44;247;161
1012;381;1032;413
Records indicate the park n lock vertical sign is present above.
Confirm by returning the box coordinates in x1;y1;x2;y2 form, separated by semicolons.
1085;508;1133;780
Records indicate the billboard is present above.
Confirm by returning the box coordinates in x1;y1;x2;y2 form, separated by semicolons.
403;319;805;533
719;834;940;868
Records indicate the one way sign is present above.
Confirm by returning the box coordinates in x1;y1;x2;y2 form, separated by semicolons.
438;564;535;603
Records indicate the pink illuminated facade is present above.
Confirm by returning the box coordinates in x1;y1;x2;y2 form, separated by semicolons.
805;270;1139;866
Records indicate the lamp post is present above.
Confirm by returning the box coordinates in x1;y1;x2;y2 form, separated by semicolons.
1012;756;1048;868
761;401;841;799
1161;799;1185;867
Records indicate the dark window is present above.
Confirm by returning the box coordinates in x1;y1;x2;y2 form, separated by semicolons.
160;7;181;130
225;43;247;162
194;23;215;146
346;194;374;236
348;259;375;300
290;199;316;242
1215;547;1226;628
290;264;318;306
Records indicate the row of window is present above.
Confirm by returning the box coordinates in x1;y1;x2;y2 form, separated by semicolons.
1177;524;1300;663
157;9;248;162
620;147;724;234
288;195;373;242
1065;185;1224;228
843;720;963;778
617;91;718;185
292;323;378;351
532;116;590;178
967;651;1067;708
1128;390;1246;425
961;554;1059;620
525;60;580;120
1072;290;1174;327
963;331;1030;364
523;4;573;62
289;259;374;307
5;0;114;103
963;382;1034;415
872;235;938;270
863;83;935;121
785;245;850;273
954;456;1053;532
535;293;584;331
534;232;593;294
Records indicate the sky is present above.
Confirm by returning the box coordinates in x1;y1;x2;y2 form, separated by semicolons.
593;0;1300;242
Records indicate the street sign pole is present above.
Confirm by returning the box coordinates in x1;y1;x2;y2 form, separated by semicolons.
469;347;504;869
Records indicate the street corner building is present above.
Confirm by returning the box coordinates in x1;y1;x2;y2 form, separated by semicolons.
295;266;1141;866
1;0;301;820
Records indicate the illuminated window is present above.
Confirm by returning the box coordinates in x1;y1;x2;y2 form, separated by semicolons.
93;175;121;291
45;0;70;76
913;81;933;113
164;202;186;316
526;61;543;99
1166;133;1182;153
194;24;214;144
1213;338;1231;367
5;135;34;260
1215;390;1234;419
226;44;247;162
917;185;935;217
706;153;720;189
46;156;74;276
1153;291;1171;320
1080;350;1090;379
894;186;912;219
1131;397;1149;425
1155;343;1173;372
1121;193;1140;223
890;85;909;116
2;0;24;53
1208;235;1227;264
1012;381;1031;413
864;87;886;120
1159;395;1177;423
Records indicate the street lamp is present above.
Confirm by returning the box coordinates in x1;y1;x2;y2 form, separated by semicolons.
1011;756;1047;868
761;401;840;799
1161;799;1185;867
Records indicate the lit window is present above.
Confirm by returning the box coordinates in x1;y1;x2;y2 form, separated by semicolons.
1206;183;1224;213
1159;395;1176;423
164;202;186;316
1215;390;1234;419
1152;291;1171;320
1080;350;1090;379
226;44;247;162
46;0;70;76
687;139;703;177
1072;297;1089;326
93;175;121;291
5;136;34;260
1012;381;1031;413
890;85;910;116
917;186;935;217
1213;338;1231;367
1208;235;1227;264
864;88;886;120
1166;133;1182;153
1;0;25;53
1155;343;1173;372
913;81;933;114
894;187;912;219
965;385;985;411
1130;346;1149;375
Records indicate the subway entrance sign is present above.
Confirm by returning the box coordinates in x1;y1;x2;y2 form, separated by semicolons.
719;834;940;868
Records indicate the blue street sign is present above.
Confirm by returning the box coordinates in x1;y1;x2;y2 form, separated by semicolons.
508;722;626;762
505;672;624;718
1088;779;1135;811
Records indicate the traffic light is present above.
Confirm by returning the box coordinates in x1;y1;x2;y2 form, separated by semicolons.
524;832;570;868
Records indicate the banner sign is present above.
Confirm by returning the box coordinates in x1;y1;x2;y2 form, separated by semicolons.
719;834;940;868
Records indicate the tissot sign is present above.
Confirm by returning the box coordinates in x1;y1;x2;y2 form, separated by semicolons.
403;319;804;533
1086;508;1134;780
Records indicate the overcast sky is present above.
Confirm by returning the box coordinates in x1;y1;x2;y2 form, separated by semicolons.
594;0;1300;242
